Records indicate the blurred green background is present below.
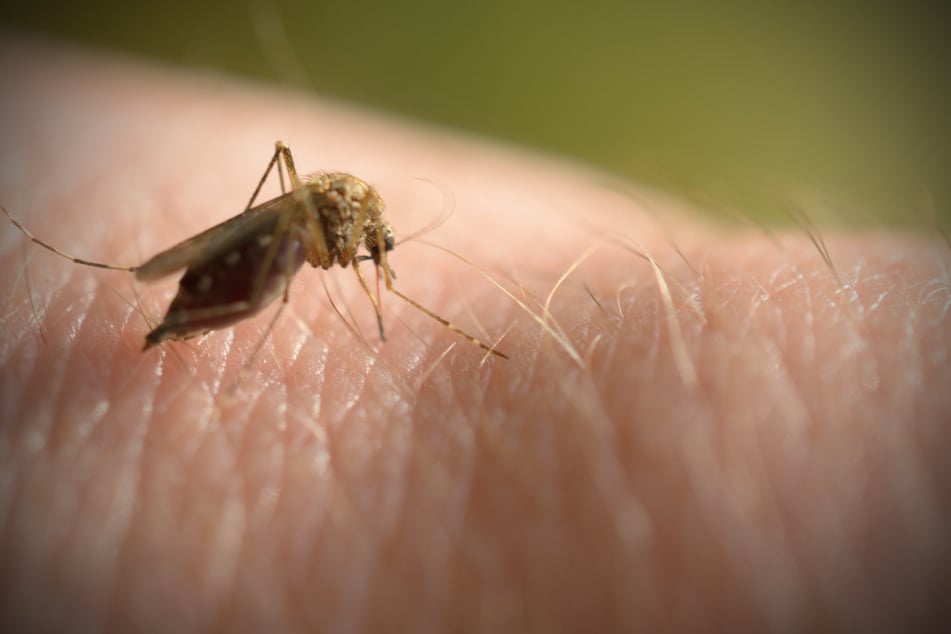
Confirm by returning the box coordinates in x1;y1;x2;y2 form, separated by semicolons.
3;1;949;225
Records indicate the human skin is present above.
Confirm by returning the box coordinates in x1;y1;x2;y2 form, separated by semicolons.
1;36;949;633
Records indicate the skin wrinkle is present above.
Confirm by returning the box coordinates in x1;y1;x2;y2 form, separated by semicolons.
236;384;286;523
795;270;818;369
600;236;940;628
0;406;17;569
760;316;815;624
9;278;96;592
326;348;379;431
0;309;39;439
290;481;345;630
747;441;807;631
222;388;290;617
100;368;156;632
196;333;230;398
816;252;940;624
766;332;814;433
152;367;213;461
381;414;439;626
764;269;801;350
512;284;660;624
694;367;791;626
317;469;384;633
0;376;27;622
271;442;328;630
290;338;330;435
13;252;48;346
45;283;101;456
184;397;256;627
278;459;325;631
212;500;249;634
365;391;412;547
281;320;309;372
41;305;133;629
250;310;287;375
559;367;650;552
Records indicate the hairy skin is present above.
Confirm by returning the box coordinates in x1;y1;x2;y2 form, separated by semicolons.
1;36;950;633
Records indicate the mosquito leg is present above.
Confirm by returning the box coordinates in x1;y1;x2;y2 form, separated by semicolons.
214;160;304;358
275;140;301;189
2;205;136;272
243;141;303;213
338;188;387;342
277;153;287;195
237;294;289;380
244;146;282;212
241;241;299;371
297;182;331;268
343;190;373;262
159;141;303;351
353;258;386;342
385;285;509;359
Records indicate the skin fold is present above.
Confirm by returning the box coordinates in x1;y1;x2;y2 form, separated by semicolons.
0;36;949;632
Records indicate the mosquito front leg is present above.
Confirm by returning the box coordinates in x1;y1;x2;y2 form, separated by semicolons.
343;190;373;262
353;258;386;341
298;185;331;269
1;205;136;272
384;285;509;359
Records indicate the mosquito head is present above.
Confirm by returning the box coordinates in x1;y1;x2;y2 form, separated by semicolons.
365;221;395;264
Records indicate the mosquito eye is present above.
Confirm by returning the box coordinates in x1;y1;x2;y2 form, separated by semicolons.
384;233;395;252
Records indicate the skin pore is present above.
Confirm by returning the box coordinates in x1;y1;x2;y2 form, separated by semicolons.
1;37;949;632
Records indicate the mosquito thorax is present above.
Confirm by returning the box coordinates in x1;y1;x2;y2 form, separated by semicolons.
299;171;388;269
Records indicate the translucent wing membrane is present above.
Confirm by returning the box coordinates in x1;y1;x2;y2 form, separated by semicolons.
135;194;293;280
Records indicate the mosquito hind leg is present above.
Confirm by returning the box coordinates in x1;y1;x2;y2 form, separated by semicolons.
231;222;305;378
243;140;303;212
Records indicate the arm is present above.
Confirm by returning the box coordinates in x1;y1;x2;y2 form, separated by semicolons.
1;36;949;632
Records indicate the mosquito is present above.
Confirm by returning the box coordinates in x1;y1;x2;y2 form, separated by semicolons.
2;141;508;359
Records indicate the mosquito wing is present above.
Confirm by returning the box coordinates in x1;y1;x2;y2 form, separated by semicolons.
135;192;298;281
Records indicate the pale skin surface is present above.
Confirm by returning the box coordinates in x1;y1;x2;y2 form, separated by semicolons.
1;36;950;633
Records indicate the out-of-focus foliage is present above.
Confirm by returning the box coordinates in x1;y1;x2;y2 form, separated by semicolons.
3;1;948;224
